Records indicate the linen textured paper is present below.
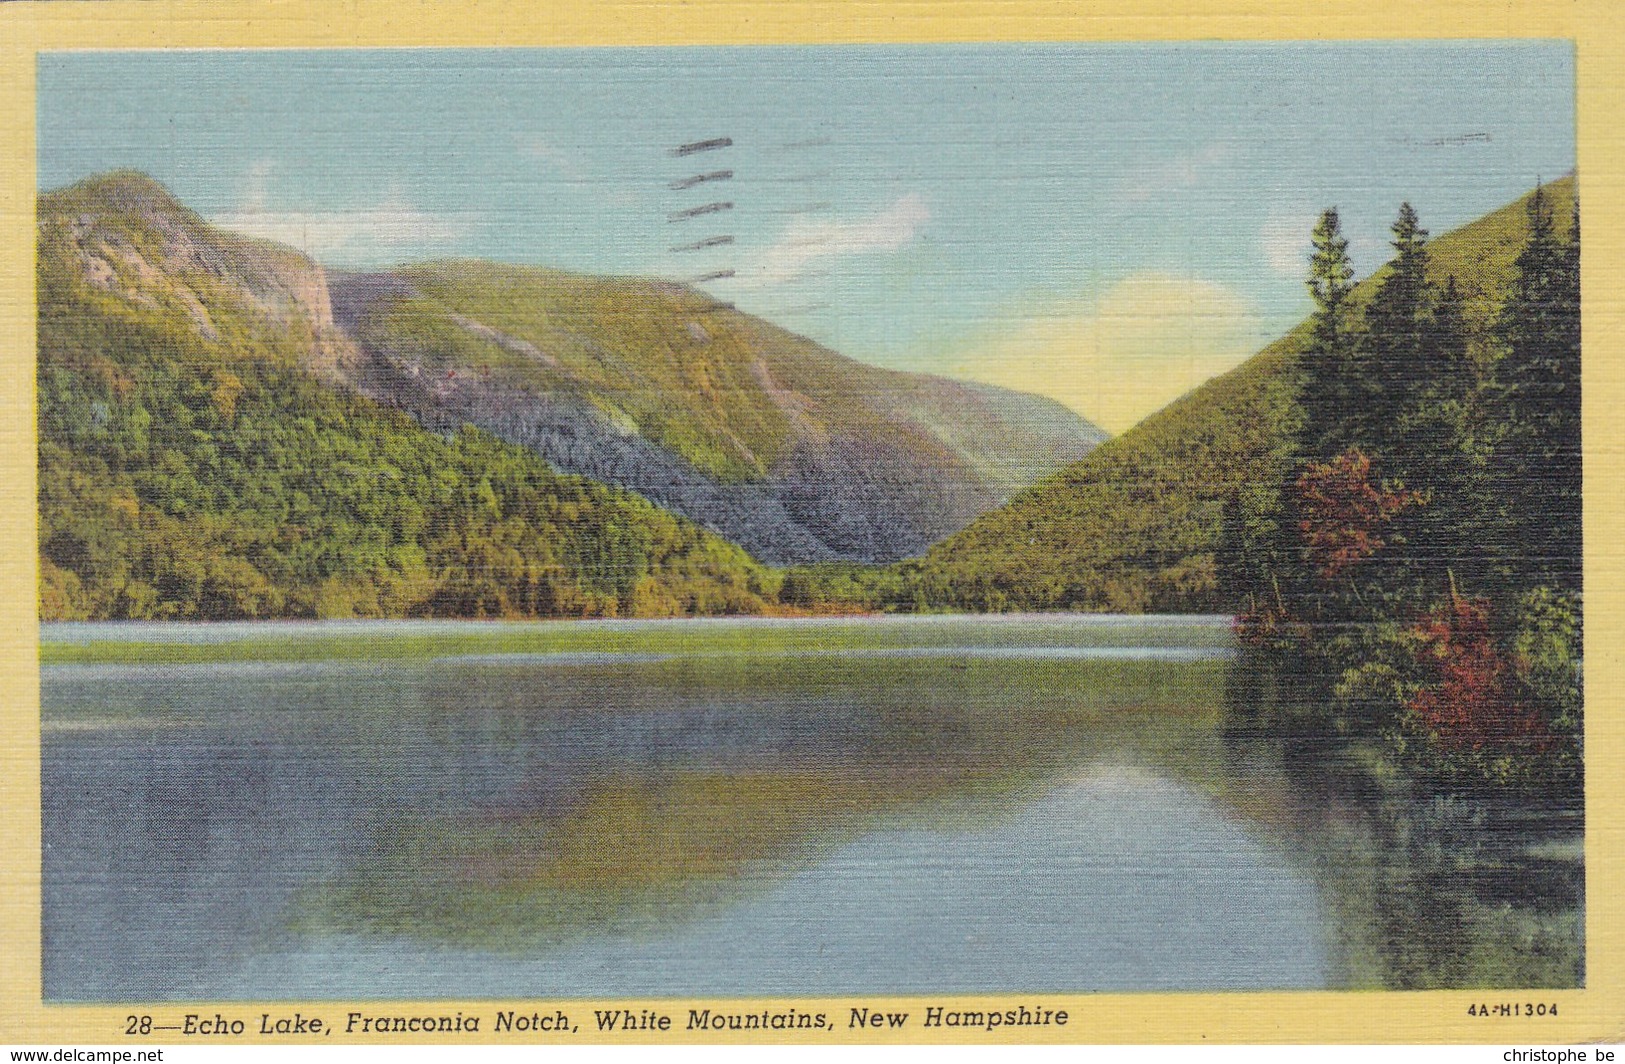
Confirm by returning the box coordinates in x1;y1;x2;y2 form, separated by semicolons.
2;0;1621;1047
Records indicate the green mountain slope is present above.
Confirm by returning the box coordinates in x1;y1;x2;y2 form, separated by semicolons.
332;261;1105;564
893;178;1576;613
37;172;779;619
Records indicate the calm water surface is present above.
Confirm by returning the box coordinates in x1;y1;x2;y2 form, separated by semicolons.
40;614;1580;1000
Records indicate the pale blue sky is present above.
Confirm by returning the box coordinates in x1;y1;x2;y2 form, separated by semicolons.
38;43;1574;431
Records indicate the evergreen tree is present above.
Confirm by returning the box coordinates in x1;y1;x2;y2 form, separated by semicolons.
1299;208;1358;460
1227;209;1353;630
1554;200;1582;585
1219;184;1581;795
1489;184;1581;591
1356;203;1432;463
1405;273;1483;590
1423;275;1472;407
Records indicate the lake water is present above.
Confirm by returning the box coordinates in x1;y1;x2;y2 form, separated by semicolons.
39;614;1581;1001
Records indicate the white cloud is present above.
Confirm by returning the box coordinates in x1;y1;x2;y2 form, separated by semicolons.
211;162;467;265
1261;212;1319;279
1117;143;1232;205
738;194;930;288
1260;211;1395;282
513;133;591;183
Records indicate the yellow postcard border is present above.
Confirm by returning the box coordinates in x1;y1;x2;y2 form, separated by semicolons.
0;0;1620;1045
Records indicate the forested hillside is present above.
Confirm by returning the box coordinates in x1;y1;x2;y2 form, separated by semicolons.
1227;183;1580;795
36;170;1578;642
876;179;1576;615
37;172;778;619
35;171;1114;618
333;261;1103;564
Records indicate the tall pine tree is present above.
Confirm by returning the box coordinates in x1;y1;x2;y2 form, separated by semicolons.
1489;184;1581;591
1405;272;1482;591
1299;208;1358;460
1356;203;1432;465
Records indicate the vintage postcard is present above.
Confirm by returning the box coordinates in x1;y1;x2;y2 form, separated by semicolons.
2;0;1621;1047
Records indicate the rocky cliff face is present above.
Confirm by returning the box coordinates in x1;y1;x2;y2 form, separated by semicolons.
40;171;359;377
41;172;1107;566
331;264;1106;564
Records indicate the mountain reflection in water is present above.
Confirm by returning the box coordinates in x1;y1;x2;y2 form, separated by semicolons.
40;615;1580;1000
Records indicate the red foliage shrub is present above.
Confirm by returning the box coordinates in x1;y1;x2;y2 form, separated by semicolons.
1295;448;1422;580
1407;597;1549;753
